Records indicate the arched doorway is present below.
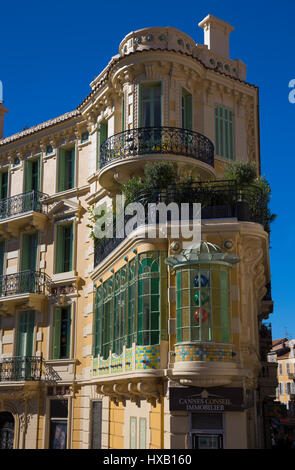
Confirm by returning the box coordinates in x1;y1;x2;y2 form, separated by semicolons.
0;412;15;449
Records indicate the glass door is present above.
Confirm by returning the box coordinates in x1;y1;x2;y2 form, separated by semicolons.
139;83;162;153
16;310;34;380
21;233;38;293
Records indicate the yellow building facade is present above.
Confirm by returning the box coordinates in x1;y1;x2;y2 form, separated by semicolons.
0;14;276;449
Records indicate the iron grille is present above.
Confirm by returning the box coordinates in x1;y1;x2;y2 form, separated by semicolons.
0;190;48;219
100;127;214;168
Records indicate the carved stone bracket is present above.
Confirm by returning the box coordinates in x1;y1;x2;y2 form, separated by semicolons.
97;379;162;407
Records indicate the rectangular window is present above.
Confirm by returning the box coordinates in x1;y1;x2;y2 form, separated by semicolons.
97;122;108;168
122;97;125;132
16;310;35;357
52;306;71;359
182;88;193;130
279;363;283;375
287;363;290;374
90;401;102;449
130;417;137;449
49;399;68;449
215;105;234;160
81;131;89;143
55;223;73;273
0;171;8;199
25;158;40;192
58;147;75;192
22;233;38;271
140;82;162;127
139;418;146;449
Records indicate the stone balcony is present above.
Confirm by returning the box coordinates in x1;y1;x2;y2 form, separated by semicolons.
0;190;48;238
97;127;215;191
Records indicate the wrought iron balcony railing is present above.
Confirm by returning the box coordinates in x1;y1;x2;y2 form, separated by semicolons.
0;356;42;381
94;180;265;268
0;270;51;297
0;190;48;220
100;127;214;169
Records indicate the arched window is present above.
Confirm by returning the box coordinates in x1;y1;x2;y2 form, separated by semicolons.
0;412;14;449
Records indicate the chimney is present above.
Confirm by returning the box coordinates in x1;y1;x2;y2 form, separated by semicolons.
198;14;234;59
0;81;8;139
0;103;8;140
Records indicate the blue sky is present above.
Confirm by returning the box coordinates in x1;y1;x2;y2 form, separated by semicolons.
1;0;294;340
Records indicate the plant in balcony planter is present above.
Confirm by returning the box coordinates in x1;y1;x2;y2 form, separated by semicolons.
224;161;276;233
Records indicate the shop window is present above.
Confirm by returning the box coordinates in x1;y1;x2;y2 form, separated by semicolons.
49;399;68;449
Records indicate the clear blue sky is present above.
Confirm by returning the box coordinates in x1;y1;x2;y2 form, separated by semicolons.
1;0;294;340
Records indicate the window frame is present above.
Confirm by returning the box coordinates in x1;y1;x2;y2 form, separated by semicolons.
214;104;235;161
57;145;76;193
55;222;74;274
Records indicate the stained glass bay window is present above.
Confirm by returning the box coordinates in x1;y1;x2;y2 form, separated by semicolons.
93;251;167;359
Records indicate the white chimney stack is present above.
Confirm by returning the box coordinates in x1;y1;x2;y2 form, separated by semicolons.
198;14;234;59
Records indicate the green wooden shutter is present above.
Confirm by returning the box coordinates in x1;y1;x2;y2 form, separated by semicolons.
56;224;73;273
63;224;73;272
56;225;64;273
52;307;62;359
64;148;75;190
22;233;37;271
0;241;5;276
140;83;162;127
16;311;34;357
58;149;66;192
25;160;33;192
64;307;71;358
182;89;193;130
215;105;234;160
121;97;125;132
97;123;108;168
21;234;31;271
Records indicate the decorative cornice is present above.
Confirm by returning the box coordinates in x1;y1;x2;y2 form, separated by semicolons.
0;110;80;148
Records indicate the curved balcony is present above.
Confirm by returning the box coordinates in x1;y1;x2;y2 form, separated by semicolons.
98;127;215;191
0;270;51;315
94;180;265;268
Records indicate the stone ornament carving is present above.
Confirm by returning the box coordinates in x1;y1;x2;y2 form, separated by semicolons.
98;379;162;407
